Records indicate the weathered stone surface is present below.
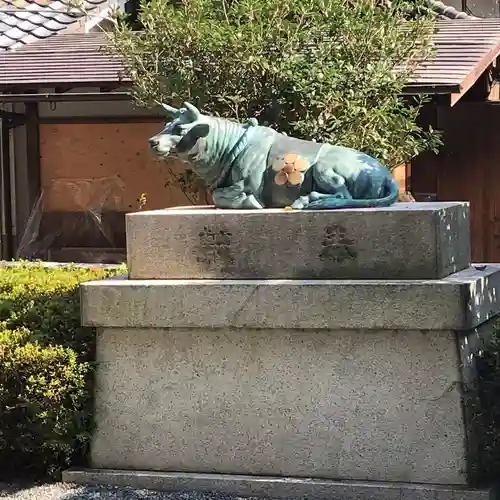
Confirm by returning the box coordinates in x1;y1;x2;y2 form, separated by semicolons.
88;327;465;484
62;470;496;500
457;316;500;486
80;264;500;331
126;202;470;280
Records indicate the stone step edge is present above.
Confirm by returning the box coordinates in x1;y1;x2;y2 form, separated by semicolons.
79;264;500;331
62;468;495;500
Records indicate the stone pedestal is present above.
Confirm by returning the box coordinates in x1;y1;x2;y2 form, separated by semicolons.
65;203;500;500
126;203;470;280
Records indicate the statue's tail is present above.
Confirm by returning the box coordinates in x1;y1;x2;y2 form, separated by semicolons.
306;177;400;210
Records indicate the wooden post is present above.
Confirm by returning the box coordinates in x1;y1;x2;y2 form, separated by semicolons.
25;102;41;216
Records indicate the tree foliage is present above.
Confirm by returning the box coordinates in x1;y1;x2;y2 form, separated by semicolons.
107;0;442;168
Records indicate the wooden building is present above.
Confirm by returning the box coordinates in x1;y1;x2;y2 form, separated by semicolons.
1;16;500;262
409;20;500;262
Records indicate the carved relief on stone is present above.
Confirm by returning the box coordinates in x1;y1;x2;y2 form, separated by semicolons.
196;225;235;271
319;224;357;264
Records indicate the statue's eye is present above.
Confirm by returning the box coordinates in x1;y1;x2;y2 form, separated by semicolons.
172;125;183;135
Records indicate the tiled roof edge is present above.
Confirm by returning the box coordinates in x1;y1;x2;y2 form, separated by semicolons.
428;0;477;19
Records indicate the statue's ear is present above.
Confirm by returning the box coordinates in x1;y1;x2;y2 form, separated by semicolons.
161;103;180;117
189;123;210;138
183;102;201;122
176;123;210;153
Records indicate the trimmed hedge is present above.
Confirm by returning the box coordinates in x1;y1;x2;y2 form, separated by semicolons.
0;263;124;479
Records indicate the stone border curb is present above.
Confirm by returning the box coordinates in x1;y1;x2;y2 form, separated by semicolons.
62;469;496;500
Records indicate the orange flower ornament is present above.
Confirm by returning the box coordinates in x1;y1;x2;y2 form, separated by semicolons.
273;153;309;186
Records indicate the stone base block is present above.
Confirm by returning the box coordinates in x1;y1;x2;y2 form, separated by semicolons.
88;326;466;484
62;470;496;500
80;267;500;488
126;202;470;280
81;265;500;331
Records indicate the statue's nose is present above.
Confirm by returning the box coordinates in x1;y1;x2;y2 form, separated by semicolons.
149;137;159;146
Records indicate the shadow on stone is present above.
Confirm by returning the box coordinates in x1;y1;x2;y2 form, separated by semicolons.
459;316;500;487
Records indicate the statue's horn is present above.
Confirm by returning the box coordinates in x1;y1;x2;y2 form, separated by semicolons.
161;103;180;117
183;102;200;121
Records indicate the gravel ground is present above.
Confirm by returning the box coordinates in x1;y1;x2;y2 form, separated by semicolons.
0;483;262;500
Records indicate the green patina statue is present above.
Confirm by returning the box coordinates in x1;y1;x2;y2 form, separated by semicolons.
148;102;399;210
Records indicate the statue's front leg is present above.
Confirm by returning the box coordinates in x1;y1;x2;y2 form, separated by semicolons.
212;183;263;209
241;193;264;209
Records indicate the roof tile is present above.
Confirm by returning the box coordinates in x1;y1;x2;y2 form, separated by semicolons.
30;24;59;37
0;19;498;94
0;31;128;87
3;26;26;39
0;0;477;54
407;18;500;90
0;0;108;50
14;19;40;31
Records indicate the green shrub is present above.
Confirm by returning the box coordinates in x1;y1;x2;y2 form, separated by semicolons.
0;263;125;479
0;328;91;477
